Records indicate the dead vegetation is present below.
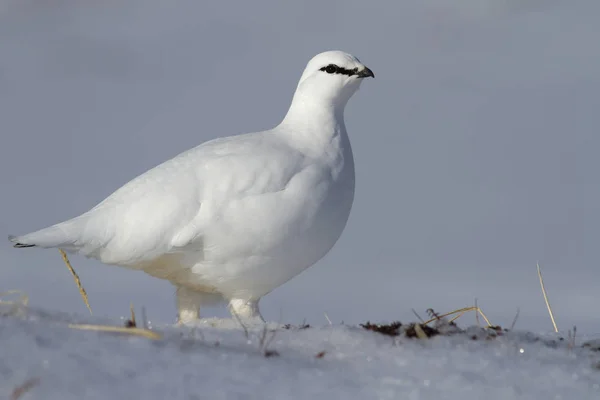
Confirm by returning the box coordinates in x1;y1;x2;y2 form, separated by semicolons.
360;314;509;342
360;304;495;339
282;322;311;330
360;321;403;337
360;319;452;339
59;249;92;315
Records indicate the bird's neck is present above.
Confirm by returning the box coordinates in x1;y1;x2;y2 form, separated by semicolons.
277;92;347;152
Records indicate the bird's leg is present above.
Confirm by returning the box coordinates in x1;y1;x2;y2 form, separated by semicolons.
228;298;265;326
175;285;202;324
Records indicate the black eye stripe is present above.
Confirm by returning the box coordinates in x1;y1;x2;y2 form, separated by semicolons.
319;64;359;76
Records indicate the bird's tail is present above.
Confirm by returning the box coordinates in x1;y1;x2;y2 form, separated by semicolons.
8;218;83;251
8;235;37;248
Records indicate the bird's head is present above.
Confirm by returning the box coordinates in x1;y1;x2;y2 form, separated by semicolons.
294;50;374;109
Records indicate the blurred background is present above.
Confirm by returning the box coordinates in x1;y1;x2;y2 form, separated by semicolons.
1;0;598;333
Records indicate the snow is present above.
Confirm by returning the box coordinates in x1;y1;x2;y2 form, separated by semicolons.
1;307;599;399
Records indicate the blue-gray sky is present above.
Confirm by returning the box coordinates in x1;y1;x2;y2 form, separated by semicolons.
1;0;599;332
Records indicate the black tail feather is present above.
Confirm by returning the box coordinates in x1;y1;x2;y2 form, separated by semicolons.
13;242;36;248
8;235;36;248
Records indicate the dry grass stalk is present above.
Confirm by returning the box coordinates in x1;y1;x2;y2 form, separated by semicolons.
423;306;493;327
537;262;558;332
413;323;428;339
68;323;162;340
411;308;426;323
509;308;520;330
448;311;467;324
130;303;136;325
59;249;92;315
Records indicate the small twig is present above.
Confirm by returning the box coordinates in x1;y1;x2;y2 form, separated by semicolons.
68;324;162;340
129;303;137;327
475;298;480;327
423;306;492;327
426;308;441;321
324;312;333;326
537;262;558;332
448;311;467;323
510;308;520;331
411;308;425;324
59;249;92;315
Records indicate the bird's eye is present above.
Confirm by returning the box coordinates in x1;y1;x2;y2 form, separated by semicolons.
325;65;337;74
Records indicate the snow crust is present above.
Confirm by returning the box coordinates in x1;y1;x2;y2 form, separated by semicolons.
1;308;599;399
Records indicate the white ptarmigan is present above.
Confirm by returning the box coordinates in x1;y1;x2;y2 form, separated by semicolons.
9;51;374;324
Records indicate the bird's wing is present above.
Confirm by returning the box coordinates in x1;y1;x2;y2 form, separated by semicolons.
10;133;306;265
164;133;308;253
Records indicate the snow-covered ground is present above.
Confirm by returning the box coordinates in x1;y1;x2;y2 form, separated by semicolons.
1;305;600;399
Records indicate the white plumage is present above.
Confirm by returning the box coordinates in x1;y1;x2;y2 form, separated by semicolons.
9;50;374;323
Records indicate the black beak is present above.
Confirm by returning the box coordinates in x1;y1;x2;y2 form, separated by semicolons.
357;66;375;78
